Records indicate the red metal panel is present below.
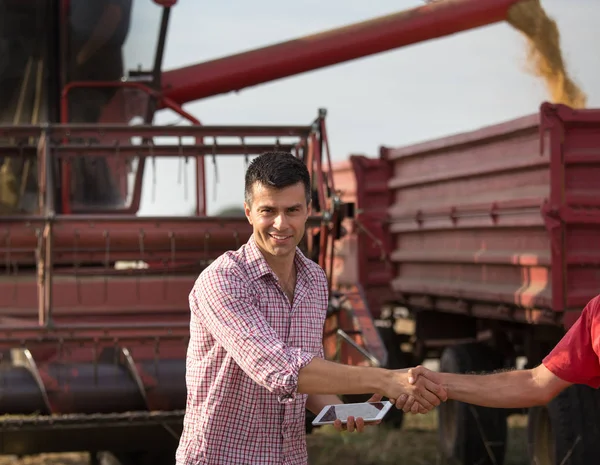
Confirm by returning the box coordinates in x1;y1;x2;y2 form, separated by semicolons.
161;0;526;104
352;156;394;298
0;216;252;265
329;160;360;288
540;103;600;317
383;103;600;325
329;155;394;318
0;273;195;320
385;111;552;314
322;285;388;368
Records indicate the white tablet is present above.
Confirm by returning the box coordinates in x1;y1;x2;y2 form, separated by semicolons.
311;401;393;426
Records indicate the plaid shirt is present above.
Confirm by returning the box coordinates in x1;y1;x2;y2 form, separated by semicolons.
176;235;328;465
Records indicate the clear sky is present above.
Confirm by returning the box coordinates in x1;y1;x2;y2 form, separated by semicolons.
123;0;600;216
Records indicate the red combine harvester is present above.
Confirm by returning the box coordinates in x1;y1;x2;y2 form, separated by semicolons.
0;0;597;464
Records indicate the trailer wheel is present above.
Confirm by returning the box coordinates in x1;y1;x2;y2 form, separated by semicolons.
437;342;507;465
528;384;600;465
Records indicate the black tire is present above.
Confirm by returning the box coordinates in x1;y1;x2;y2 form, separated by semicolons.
437;343;507;465
378;324;404;369
378;324;415;429
305;409;316;434
528;384;600;465
382;397;405;429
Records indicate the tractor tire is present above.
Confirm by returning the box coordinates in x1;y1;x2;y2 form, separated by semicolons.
528;384;600;465
437;342;507;465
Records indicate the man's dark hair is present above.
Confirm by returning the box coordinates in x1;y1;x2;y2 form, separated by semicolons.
244;151;311;205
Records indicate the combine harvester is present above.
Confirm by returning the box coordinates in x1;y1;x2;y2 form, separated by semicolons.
0;0;596;464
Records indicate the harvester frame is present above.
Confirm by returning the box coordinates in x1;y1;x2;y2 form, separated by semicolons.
0;115;388;459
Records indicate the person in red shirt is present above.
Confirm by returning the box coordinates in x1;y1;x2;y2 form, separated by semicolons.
395;295;600;412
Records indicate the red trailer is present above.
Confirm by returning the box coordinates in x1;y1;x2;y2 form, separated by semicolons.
329;102;600;465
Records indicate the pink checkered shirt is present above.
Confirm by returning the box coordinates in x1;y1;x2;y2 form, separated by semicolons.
176;235;328;465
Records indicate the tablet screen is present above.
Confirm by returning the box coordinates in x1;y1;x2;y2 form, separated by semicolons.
319;402;388;422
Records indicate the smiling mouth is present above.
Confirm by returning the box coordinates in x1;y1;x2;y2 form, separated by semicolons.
269;233;292;241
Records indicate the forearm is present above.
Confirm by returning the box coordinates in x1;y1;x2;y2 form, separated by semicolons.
306;394;342;415
440;369;553;408
193;282;316;399
298;357;388;396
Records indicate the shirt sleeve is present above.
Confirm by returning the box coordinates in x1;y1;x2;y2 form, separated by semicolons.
542;296;600;388
189;266;316;403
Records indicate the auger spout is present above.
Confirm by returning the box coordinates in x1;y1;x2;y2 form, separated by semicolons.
161;0;528;104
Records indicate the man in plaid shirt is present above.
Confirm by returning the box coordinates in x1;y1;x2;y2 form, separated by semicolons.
176;152;447;465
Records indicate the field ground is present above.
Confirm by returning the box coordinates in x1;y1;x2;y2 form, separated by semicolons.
307;411;529;465
0;412;529;465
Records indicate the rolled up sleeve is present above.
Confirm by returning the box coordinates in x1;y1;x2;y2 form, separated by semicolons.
190;266;315;402
543;296;600;388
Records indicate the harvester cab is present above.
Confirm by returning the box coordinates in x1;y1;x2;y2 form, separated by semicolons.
0;0;171;214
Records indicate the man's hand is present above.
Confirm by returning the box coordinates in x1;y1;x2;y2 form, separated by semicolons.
408;365;442;385
390;365;445;413
332;394;382;433
384;369;447;414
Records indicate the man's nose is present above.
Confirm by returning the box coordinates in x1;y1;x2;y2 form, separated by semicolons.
273;213;288;229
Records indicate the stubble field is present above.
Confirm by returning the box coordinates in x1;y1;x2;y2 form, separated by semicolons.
0;411;529;465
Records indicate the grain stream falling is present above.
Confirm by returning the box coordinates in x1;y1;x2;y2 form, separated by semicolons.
507;0;587;108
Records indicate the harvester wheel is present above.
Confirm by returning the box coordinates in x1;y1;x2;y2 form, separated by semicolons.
528;384;600;465
305;409;317;434
437;342;507;465
383;350;415;429
377;323;413;429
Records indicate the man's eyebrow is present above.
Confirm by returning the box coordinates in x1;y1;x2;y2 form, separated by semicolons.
256;203;303;209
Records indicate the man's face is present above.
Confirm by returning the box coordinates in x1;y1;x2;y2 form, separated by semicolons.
244;181;310;260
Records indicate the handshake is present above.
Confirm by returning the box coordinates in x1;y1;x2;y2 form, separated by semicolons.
377;365;446;414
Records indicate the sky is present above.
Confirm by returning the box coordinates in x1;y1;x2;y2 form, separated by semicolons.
122;0;600;216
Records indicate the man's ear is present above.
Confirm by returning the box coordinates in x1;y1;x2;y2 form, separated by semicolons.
306;200;312;216
244;201;252;225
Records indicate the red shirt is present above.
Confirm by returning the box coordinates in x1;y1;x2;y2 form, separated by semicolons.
543;295;600;388
175;235;328;465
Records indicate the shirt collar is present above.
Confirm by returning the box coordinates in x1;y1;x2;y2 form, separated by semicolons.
245;234;313;282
